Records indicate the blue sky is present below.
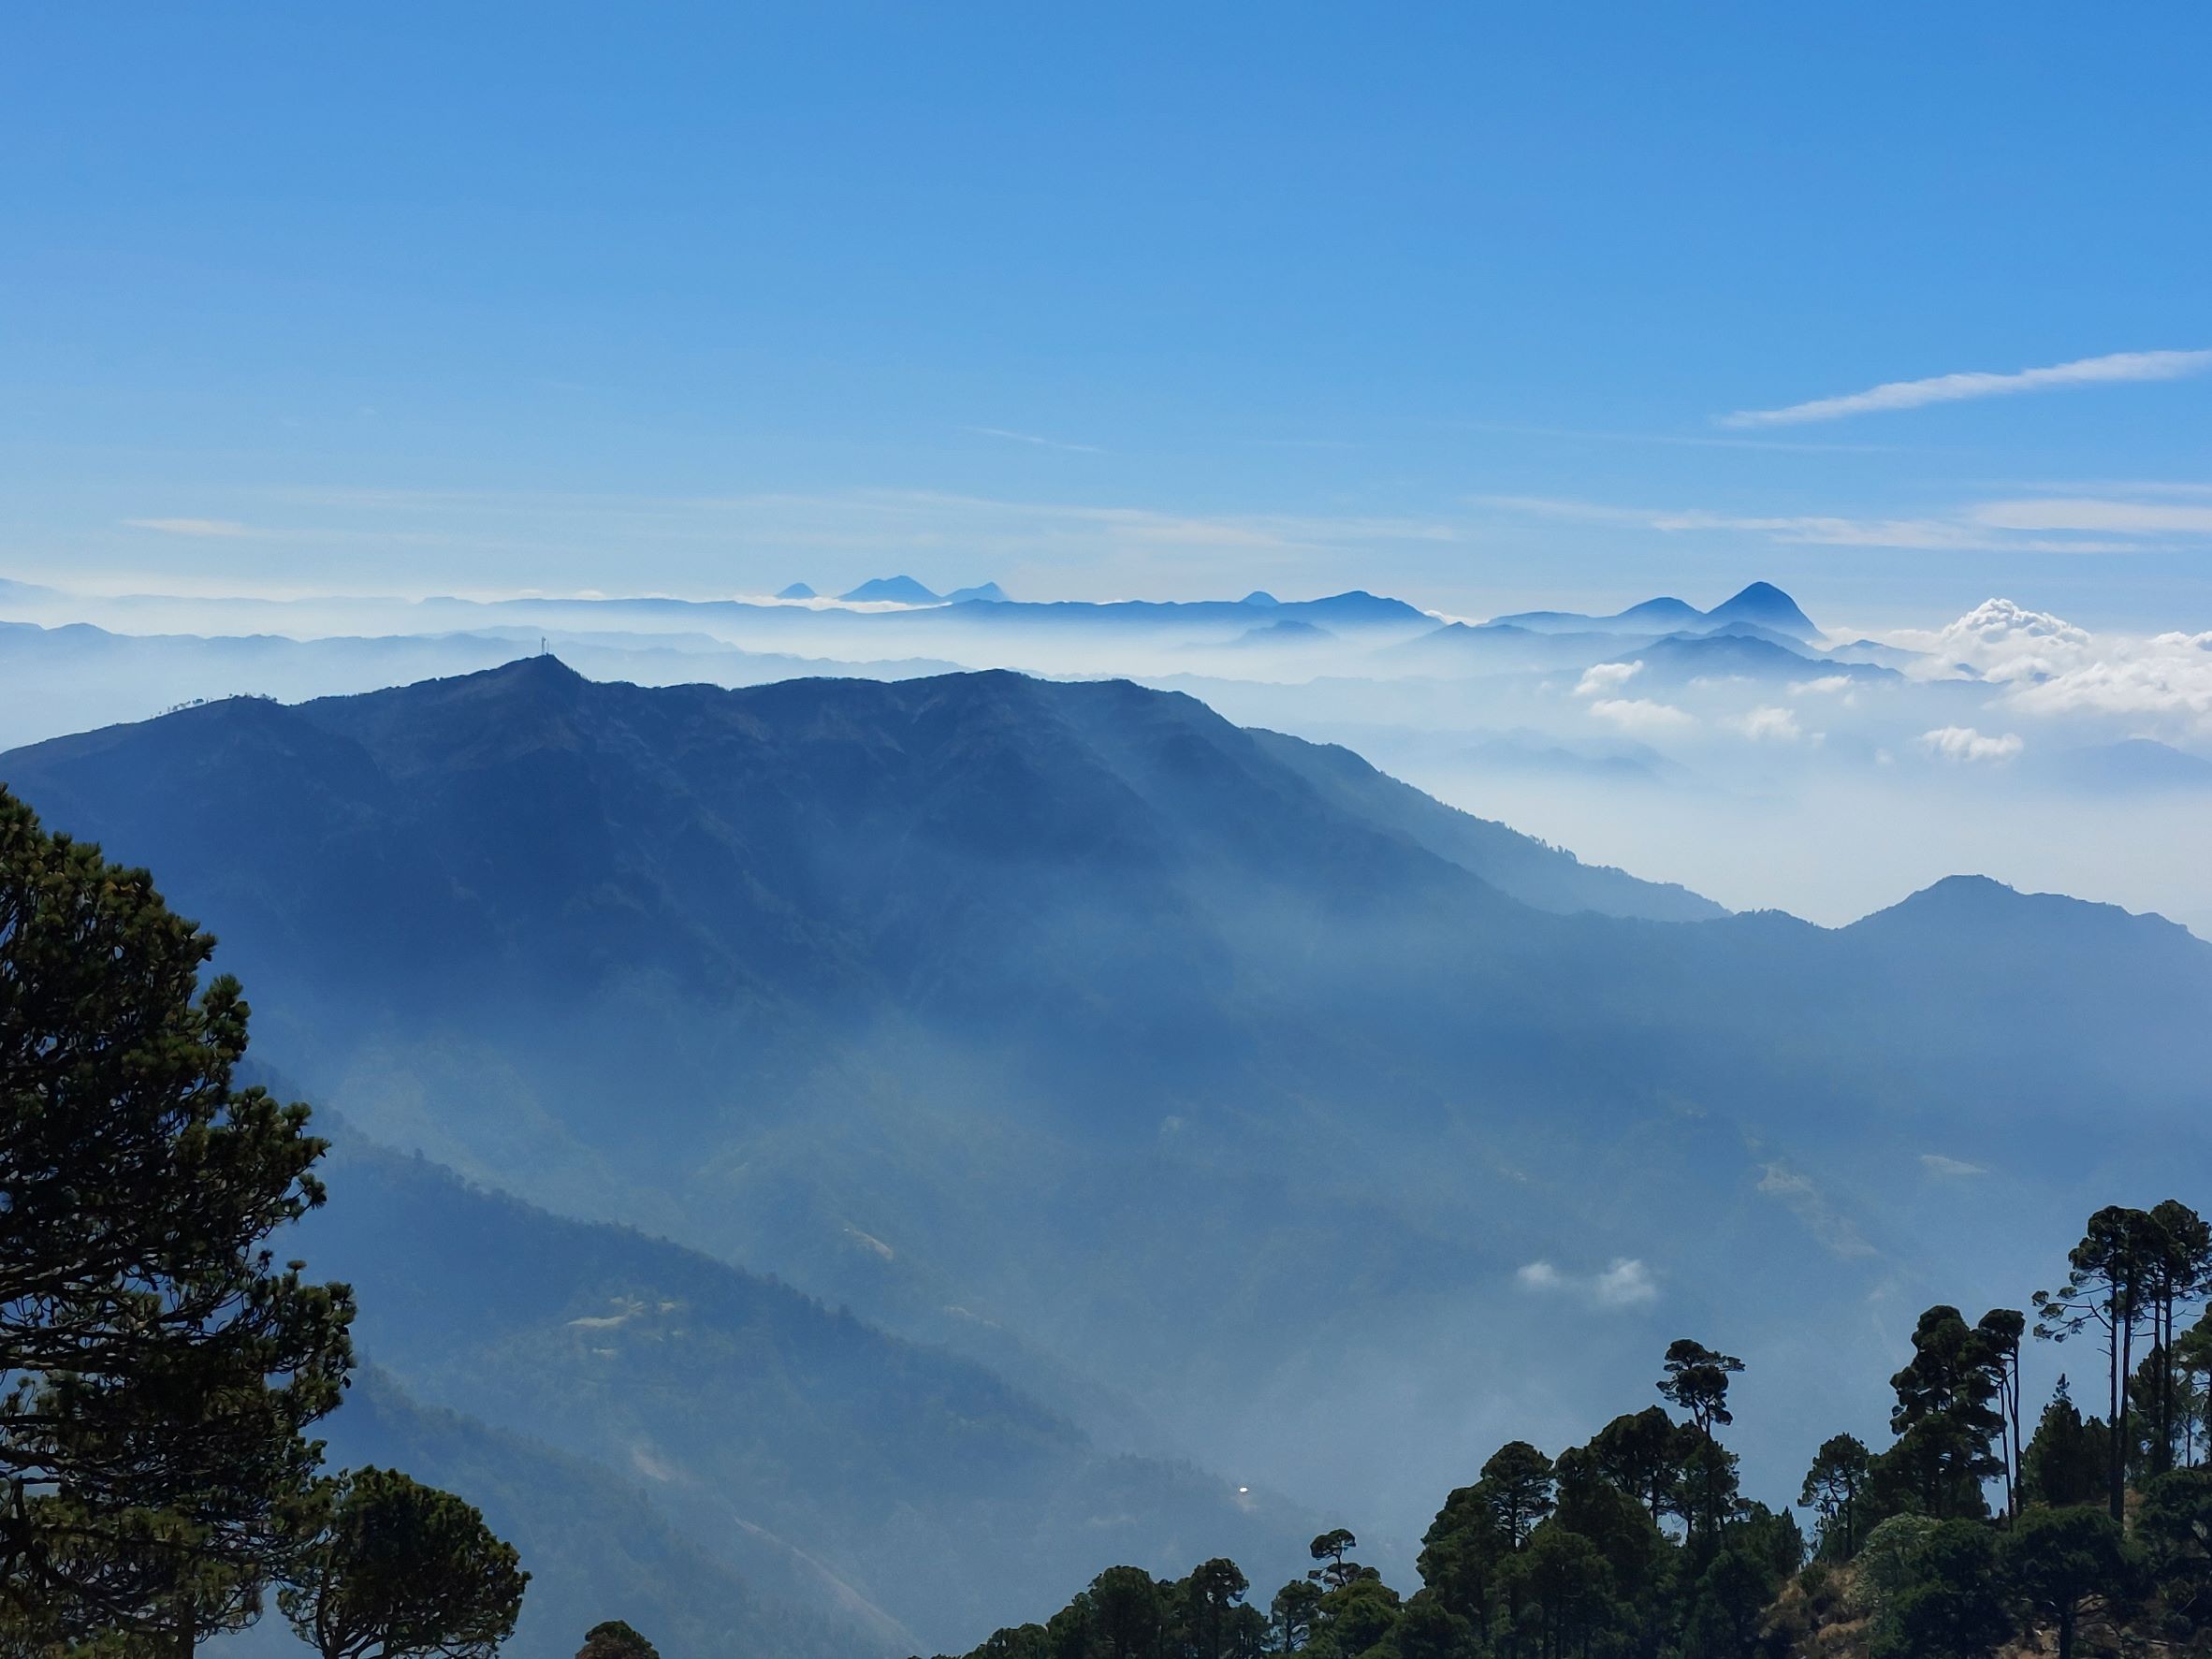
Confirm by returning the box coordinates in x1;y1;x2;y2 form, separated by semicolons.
7;3;2210;628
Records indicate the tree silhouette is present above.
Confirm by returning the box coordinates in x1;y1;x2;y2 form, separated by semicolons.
280;1467;525;1659
0;789;356;1652
576;1619;661;1659
1798;1433;1872;1557
2007;1506;2134;1659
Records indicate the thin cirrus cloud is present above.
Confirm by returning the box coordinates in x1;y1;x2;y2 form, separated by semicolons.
1720;348;2212;429
1971;497;2212;533
963;426;1106;456
122;517;257;537
1472;493;2171;554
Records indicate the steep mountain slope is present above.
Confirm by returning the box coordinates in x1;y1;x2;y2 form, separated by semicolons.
287;1135;1303;1650
1242;727;1723;921
7;662;2209;1599
219;1366;864;1659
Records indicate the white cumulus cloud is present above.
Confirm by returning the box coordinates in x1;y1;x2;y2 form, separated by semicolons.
1575;660;1645;697
2003;631;2212;732
1590;697;1696;735
1517;1258;1658;1309
1725;706;1802;742
1920;726;2025;763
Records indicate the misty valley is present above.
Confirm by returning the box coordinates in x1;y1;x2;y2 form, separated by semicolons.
5;608;2209;1657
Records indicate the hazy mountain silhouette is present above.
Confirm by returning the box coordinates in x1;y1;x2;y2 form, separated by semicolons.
839;575;943;604
1487;581;1821;641
1705;580;1820;638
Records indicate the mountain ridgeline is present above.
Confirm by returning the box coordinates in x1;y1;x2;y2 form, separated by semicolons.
7;659;2212;1652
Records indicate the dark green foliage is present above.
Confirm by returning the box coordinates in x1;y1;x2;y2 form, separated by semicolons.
2035;1206;2165;1521
1306;1574;1400;1658
1887;1307;2002;1521
278;1466;525;1659
2141;1202;2212;1478
1594;1409;1681;1526
2003;1506;2134;1659
1973;1311;2025;1520
1089;1567;1162;1659
576;1619;661;1659
0;788;356;1649
1270;1580;1324;1654
1417;1486;1506;1644
1385;1593;1475;1659
1659;1343;1744;1437
1868;1520;2012;1659
2136;1468;2212;1618
1308;1530;1363;1592
1681;1544;1777;1659
1661;1343;1745;1546
1186;1559;1259;1659
2021;1381;2110;1510
1798;1434;1872;1558
1475;1447;1555;1550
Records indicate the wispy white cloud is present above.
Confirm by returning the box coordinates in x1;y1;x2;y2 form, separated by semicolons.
964;426;1106;456
1920;1154;1988;1178
1721;348;2212;429
122;517;257;537
1757;1164;1875;1259
1448;417;1905;455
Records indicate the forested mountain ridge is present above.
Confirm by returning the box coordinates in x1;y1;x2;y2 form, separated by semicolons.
7;658;2211;1630
929;1200;2212;1659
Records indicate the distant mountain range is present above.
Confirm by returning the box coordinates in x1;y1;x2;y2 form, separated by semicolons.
1487;581;1822;640
10;656;2207;1650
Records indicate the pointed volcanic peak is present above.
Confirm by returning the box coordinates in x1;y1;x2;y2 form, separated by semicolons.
838;575;943;605
1703;581;1819;640
776;582;819;600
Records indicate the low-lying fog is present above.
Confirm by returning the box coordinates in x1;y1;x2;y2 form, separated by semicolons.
5;576;2207;936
